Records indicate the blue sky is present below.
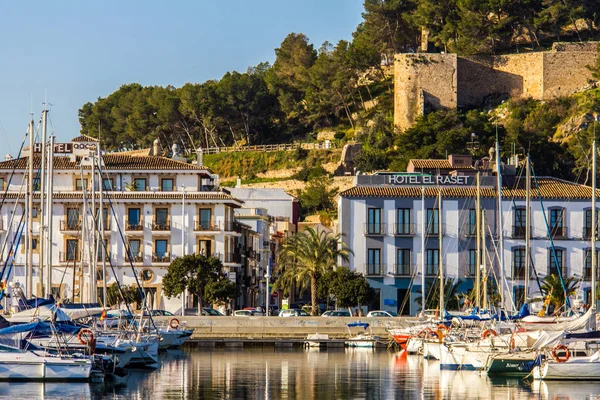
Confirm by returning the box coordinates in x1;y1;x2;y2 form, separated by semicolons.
0;1;364;155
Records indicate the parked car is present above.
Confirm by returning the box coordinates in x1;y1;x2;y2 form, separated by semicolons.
366;310;397;317
201;308;224;316
321;310;351;317
233;310;255;317
140;309;175;317
243;307;265;316
278;309;310;317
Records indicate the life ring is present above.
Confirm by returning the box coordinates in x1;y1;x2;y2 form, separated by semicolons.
481;329;498;339
436;324;449;339
169;318;180;329
551;344;570;363
78;328;94;345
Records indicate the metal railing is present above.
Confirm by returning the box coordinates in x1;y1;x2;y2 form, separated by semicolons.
202;142;334;155
59;252;80;262
152;218;171;231
223;253;242;264
365;263;385;276
393;263;412;276
127;252;144;263
364;223;387;236
548;226;568;239
60;220;82;231
125;220;144;231
195;220;217;231
425;223;445;236
393;223;415;236
152;253;171;263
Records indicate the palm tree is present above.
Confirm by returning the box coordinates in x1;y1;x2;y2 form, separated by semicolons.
540;274;579;312
276;227;353;315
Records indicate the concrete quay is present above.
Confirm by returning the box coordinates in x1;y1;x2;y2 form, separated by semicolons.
154;316;415;342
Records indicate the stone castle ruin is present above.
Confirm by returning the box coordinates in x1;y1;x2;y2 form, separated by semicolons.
394;42;598;131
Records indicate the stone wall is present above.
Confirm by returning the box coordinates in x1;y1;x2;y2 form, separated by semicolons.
394;42;598;131
394;53;457;131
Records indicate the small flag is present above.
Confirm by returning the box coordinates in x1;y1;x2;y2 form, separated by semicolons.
100;310;106;321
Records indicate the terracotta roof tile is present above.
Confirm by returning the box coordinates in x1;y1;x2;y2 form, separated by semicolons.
0;154;206;172
409;159;474;170
340;177;600;200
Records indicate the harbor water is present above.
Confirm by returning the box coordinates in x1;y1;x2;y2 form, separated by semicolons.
1;346;599;399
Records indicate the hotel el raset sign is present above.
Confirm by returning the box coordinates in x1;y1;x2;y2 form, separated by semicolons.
388;174;471;185
33;142;97;154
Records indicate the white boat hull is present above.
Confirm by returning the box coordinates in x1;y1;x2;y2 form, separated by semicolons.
0;352;91;380
534;355;600;380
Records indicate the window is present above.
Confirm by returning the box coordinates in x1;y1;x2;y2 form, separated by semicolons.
0;177;4;190
367;248;381;275
198;209;212;230
396;249;411;275
94;208;109;229
396;208;411;234
66;208;80;230
32;238;38;250
584;209;599;238
75;178;88;191
426;208;439;235
514;208;526;238
367;208;382;234
584;249;598;280
128;239;142;261
154;208;169;229
140;269;154;283
513;247;525;279
133;178;147;191
468;209;477;236
160;178;174;192
468;249;477;277
102;178;113;190
154;239;169;261
66;239;79;261
550;208;565;237
127;208;141;227
549;249;564;276
198;240;212;256
426;249;439;275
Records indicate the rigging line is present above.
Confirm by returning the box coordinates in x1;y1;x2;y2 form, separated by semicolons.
0;128;30;213
531;168;571;309
0;171;28;261
486;222;516;311
0;119;12;155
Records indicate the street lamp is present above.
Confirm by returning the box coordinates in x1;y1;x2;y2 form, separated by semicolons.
265;272;270;317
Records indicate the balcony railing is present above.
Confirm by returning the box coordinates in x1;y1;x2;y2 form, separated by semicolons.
223;252;242;264
548;226;568;239
393;223;415;236
152;218;171;231
511;225;530;239
96;252;111;262
582;227;599;240
425;266;439;276
364;223;386;236
126;252;144;263
60;220;82;231
195;220;218;231
365;263;385;276
59;252;80;262
125;220;144;231
464;225;477;237
513;266;527;279
152;252;171;263
223;221;243;233
425;223;445;236
393;263;412;276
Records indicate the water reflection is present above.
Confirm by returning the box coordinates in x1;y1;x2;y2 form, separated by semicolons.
0;348;599;399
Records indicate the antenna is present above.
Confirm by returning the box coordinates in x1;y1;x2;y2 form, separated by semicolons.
467;132;480;155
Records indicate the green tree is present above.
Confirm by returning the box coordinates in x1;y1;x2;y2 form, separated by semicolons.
415;278;465;311
276;227;353;315
106;283;143;309
162;254;223;311
296;176;338;220
328;267;371;310
204;277;240;306
540;274;579;312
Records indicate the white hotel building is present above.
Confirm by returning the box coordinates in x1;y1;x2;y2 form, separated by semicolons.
338;155;599;316
0;135;245;312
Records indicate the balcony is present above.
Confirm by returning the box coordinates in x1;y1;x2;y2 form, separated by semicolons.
223;221;243;233
195;220;219;231
96;252;112;262
425;266;439;276
60;220;82;232
392;263;412;276
152;252;171;263
59;252;80;263
126;252;144;263
582;227;599;240
463;225;477;237
125;220;144;231
513;266;531;279
152;218;171;231
548;226;568;240
511;226;531;239
364;223;386;236
393;223;415;236
365;263;385;276
424;223;446;237
223;252;242;264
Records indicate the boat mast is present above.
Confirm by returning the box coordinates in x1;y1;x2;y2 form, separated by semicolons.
26;118;34;298
421;186;425;316
496;140;505;310
98;144;107;307
525;154;531;305
592;140;597;317
476;172;481;309
90;150;97;303
39;106;47;297
45;135;54;298
482;209;488;309
438;189;444;316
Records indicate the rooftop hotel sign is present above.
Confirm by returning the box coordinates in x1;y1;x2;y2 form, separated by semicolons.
388;174;471;185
